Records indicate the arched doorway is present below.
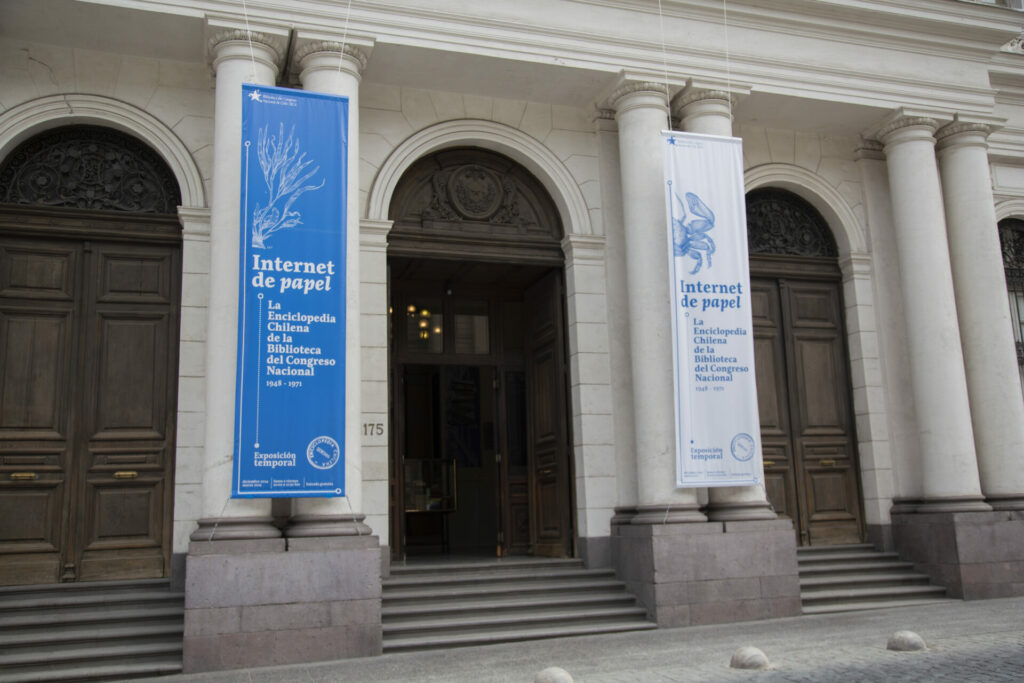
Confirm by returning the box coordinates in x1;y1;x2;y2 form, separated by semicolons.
746;188;863;546
387;148;573;559
0;125;182;584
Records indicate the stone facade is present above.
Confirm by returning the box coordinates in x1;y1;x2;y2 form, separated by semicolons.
2;0;1024;674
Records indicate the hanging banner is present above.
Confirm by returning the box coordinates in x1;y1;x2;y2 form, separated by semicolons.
232;84;348;498
663;131;762;488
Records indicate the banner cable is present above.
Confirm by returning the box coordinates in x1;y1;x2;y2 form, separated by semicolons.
337;0;355;75
239;0;259;81
656;0;673;131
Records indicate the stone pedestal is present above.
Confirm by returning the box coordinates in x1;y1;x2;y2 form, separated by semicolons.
612;519;801;627
182;534;382;672
891;509;1024;599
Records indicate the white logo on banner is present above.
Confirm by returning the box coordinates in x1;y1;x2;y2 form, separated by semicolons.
663;132;763;488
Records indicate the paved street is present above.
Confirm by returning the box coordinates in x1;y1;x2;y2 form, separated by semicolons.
167;597;1024;682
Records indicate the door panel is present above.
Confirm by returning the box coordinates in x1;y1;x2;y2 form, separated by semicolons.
753;276;862;546
0;234;179;585
524;271;571;557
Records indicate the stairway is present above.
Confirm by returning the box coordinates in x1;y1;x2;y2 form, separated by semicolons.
382;558;656;652
798;544;951;615
0;579;184;682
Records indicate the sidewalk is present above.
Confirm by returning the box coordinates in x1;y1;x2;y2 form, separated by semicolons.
166;597;1024;682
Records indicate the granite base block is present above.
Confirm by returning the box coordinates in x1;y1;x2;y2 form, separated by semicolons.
183;536;382;673
612;518;801;628
891;509;1024;600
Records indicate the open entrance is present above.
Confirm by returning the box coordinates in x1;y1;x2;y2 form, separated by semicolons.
387;148;572;559
0;126;182;584
746;189;864;546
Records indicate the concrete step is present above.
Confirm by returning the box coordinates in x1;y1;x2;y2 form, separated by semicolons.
0;581;183;681
801;584;948;606
389;558;583;576
0;622;183;651
0;603;184;631
384;618;658;653
382;559;653;652
384;604;650;636
383;566;612;588
798;560;917;575
796;543;876;555
797;550;902;565
800;571;934;590
383;590;638;618
802;596;954;615
0;657;184;683
384;576;627;602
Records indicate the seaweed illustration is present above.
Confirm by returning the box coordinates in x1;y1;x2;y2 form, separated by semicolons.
250;123;325;249
672;191;716;274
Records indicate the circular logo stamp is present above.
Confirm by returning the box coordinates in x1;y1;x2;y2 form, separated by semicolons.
730;433;755;462
306;436;340;470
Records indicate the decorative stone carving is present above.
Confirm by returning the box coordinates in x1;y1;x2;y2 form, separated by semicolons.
421;163;527;228
746;188;837;257
876;115;939;143
0;125;181;214
999;219;1024;270
294;40;368;72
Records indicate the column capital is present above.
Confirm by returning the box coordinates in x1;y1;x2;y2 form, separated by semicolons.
854;138;886;161
673;88;732;111
295;41;369;73
876;115;939;146
207;28;287;72
935;120;992;153
609;81;669;114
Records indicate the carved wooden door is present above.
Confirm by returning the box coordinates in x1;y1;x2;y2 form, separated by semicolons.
752;275;862;545
0;232;180;584
524;271;572;557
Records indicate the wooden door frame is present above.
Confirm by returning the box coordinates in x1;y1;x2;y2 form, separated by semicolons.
0;205;182;583
750;253;865;545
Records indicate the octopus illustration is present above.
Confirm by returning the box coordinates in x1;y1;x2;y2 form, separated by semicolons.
672;191;716;274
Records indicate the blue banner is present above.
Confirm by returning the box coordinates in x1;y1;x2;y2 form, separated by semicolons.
232;84;348;497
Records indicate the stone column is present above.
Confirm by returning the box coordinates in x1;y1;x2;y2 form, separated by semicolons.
877;116;989;512
676;88;774;521
612;83;705;524
937;121;1024;510
286;42;372;538
192;31;283;543
608;83;800;629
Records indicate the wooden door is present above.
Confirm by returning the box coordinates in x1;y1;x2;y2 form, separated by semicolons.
752;276;862;546
0;234;179;584
523;271;572;557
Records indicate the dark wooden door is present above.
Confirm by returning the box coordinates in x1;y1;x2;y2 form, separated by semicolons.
523;271;572;557
0;233;180;584
752;276;861;546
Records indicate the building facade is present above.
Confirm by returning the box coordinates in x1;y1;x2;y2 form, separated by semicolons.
1;0;1023;672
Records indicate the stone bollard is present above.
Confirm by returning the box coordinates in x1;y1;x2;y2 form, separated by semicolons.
887;630;927;651
535;666;573;683
730;646;770;669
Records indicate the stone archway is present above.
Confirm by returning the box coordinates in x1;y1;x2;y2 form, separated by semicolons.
746;188;864;546
0;124;183;585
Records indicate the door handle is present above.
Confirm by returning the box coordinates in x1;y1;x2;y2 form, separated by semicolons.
762;460;775;468
539;467;554;477
820;459;836;467
10;472;37;481
114;471;139;479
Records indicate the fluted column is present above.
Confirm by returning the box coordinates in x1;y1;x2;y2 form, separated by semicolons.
937;121;1024;510
676;89;775;521
612;83;704;524
286;42;372;537
192;32;283;542
878;116;989;512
